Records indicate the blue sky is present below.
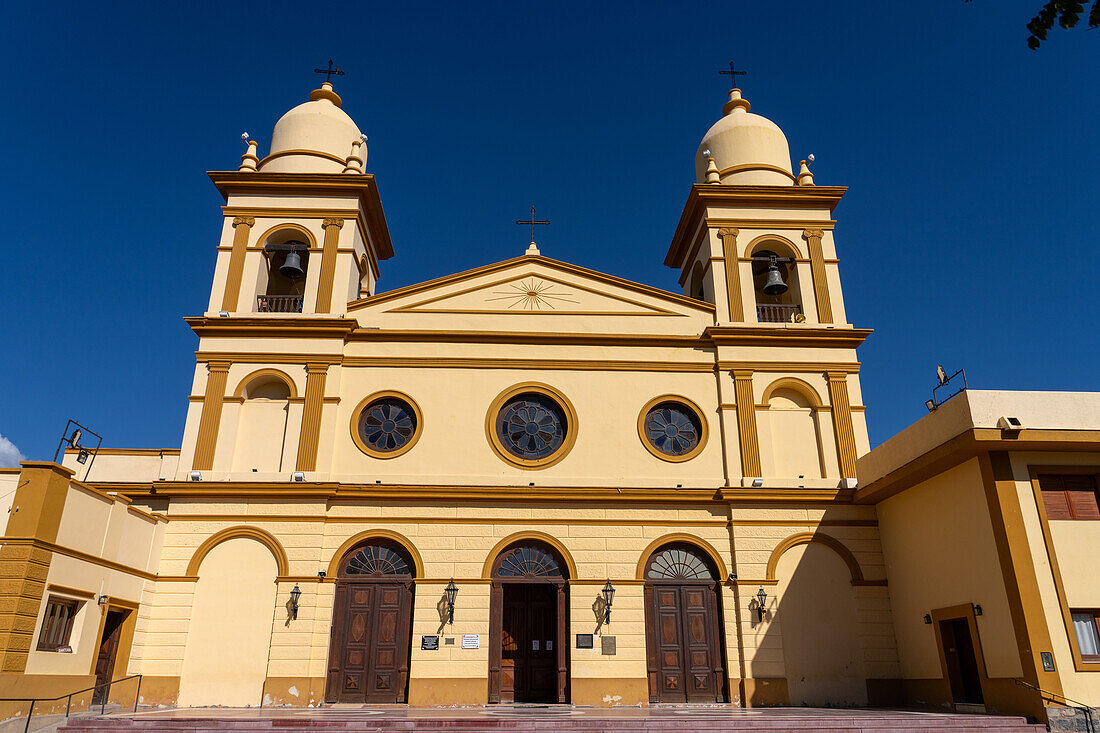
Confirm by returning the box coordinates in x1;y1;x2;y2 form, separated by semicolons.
1;1;1097;464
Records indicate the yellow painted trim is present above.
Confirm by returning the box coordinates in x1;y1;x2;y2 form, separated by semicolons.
825;372;858;479
45;584;95;600
718;228;743;322
704;218;836;230
764;531;870;586
733;371;762;477
718;361;859;373
314;218;343;314
802;228;833;324
3;537;155;580
635;534;730;582
484;382;579;470
256;221;318;249
745;232;801;260
636;395;709;463
257;148;346;167
326;529;424;579
231;368;299;399
192;362;230;471
220;217;254;311
342;356;715;373
349;390;424;460
761;376;823;408
295;364;328;472
480;530;578;580
185;526;290;577
717;163;796;181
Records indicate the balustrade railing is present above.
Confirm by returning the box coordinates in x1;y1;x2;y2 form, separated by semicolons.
757;303;803;323
257;294;303;313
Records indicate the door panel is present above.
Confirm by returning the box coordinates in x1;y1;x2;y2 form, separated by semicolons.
92;610;128;705
327;581;412;704
501;584;558;703
647;582;723;703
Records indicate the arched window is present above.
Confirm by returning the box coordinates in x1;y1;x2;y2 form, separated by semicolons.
492;543;566;580
645;543;716;581
339;542;414;579
689;262;706;302
750;240;803;323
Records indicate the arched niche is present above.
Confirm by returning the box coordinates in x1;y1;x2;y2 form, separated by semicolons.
765;532;867;586
231;370;295;473
185;526;289;577
762;378;827;480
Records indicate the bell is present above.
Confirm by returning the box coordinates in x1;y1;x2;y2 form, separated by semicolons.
279;251;305;280
762;256;788;296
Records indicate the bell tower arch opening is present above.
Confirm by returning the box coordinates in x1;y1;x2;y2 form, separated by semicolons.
749;239;803;324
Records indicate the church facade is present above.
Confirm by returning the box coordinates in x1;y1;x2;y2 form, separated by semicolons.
1;79;1097;723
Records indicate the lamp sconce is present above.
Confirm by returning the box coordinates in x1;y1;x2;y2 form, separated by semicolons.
444;579;459;625
97;595;108;607
601;581;616;624
288;584;301;621
923;613;932;625
974;604;983;617
755;587;768;623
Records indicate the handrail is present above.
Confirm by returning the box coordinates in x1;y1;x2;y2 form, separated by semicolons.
1015;678;1094;733
0;673;141;733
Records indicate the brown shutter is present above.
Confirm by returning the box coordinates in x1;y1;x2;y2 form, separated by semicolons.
1068;489;1100;520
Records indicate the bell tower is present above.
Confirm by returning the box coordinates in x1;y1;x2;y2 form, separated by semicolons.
204;80;394;318
666;82;870;489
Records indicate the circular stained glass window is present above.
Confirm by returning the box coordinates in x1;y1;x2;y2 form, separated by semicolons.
643;402;702;457
357;397;418;454
496;393;567;461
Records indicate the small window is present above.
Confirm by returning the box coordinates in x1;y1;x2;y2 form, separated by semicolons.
37;597;80;652
1039;474;1100;520
1071;610;1100;660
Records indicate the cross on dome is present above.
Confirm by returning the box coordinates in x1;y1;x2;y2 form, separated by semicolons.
718;61;747;91
313;60;345;83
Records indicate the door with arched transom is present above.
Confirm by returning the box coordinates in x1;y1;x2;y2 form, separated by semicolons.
643;543;726;703
488;541;569;704
326;541;415;704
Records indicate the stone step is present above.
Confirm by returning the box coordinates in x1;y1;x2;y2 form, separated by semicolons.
57;713;1047;733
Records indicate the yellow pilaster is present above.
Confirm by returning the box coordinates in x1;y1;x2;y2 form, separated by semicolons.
0;462;73;672
802;228;832;324
719;228;743;322
825;371;857;479
314;218;344;314
732;370;761;477
193;361;231;471
220;217;255;312
296;363;329;471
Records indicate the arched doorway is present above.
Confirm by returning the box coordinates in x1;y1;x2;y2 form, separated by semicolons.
643;543;727;703
488;541;569;703
325;541;415;704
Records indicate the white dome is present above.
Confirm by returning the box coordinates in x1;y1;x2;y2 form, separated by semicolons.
259;83;364;174
695;89;793;186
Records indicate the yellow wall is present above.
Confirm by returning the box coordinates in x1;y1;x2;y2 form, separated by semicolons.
877;458;1020;683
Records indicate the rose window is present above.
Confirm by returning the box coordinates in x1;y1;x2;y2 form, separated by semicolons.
358;397;417;453
643;402;702;457
495;394;567;461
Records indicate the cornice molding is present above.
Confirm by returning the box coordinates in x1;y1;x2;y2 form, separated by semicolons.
186;316;357;340
703;326;871;349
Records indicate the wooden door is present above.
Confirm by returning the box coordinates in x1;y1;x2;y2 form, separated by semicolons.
91;610;128;704
500;584;557;703
327;581;412;703
646;583;723;703
940;618;983;704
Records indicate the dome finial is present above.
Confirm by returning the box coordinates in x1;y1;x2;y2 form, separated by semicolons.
722;88;751;116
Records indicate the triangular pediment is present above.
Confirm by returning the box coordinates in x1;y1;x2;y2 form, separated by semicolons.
348;255;712;319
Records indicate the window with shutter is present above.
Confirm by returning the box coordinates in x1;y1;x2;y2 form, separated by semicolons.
36;597;80;652
1039;474;1100;520
1071;610;1100;660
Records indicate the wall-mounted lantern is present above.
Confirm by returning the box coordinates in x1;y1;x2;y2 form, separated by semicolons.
444;580;459;624
601;581;616;623
97;595;108;607
974;604;983;617
288;584;302;620
923;613;932;625
755;587;768;622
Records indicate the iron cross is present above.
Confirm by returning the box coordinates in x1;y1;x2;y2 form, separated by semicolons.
515;205;550;243
719;61;747;89
314;60;345;83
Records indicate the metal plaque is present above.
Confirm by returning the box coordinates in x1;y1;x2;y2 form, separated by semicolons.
462;634;480;649
1041;651;1055;672
601;636;617;655
421;635;439;650
576;634;594;649
444;637;455;645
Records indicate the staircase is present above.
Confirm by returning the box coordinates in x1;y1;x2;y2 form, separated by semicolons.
58;708;1048;733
